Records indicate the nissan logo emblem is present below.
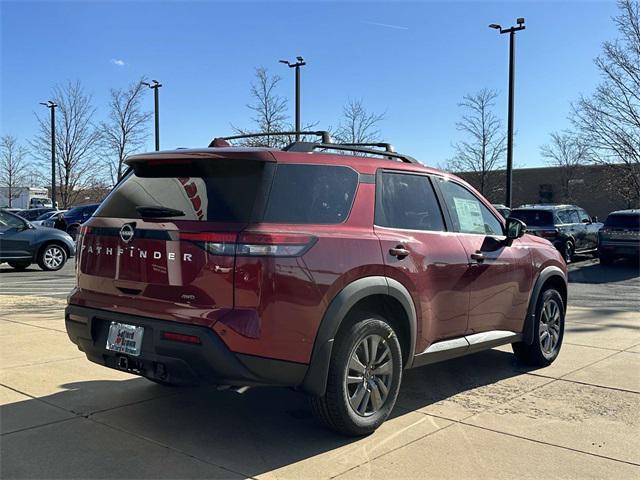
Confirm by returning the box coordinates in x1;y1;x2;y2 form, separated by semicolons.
120;224;135;243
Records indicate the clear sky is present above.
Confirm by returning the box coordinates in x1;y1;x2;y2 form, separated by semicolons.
0;0;620;168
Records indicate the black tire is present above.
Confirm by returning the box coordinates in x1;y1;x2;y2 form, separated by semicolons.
37;243;68;271
512;288;565;367
562;241;574;264
8;261;31;270
309;313;403;436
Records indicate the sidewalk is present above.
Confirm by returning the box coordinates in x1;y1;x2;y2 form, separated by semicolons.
1;306;638;479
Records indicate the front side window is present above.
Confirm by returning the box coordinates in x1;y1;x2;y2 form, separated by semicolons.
577;209;591;223
435;178;503;235
375;172;445;231
557;209;579;224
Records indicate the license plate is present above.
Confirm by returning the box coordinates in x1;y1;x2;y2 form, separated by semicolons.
106;322;144;356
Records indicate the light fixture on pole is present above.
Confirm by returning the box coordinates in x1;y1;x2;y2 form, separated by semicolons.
489;17;525;208
279;56;306;141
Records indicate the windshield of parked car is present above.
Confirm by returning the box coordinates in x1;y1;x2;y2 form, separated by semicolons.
510;209;554;226
604;214;640;230
0;211;26;230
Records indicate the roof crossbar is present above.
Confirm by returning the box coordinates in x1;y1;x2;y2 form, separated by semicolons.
339;142;396;153
209;130;332;147
283;142;418;164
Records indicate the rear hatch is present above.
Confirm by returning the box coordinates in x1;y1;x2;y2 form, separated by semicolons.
600;213;640;243
75;152;276;324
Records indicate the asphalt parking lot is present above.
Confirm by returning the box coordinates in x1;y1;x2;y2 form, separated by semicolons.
1;257;639;479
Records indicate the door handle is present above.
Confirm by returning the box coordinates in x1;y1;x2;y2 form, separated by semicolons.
470;252;485;263
389;246;410;259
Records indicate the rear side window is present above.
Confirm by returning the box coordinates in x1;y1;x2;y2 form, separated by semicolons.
510;209;553;227
435;178;503;235
264;164;358;224
375;172;445;231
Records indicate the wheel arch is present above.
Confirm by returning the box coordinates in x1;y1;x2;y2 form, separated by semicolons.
522;266;567;345
301;276;417;396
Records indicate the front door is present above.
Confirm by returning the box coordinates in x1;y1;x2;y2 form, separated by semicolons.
374;171;472;354
432;177;532;335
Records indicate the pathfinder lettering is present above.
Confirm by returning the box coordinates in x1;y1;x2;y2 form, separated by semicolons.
81;244;192;262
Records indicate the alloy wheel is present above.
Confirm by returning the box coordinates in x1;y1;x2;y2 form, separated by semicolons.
44;246;64;269
345;334;393;417
539;297;561;356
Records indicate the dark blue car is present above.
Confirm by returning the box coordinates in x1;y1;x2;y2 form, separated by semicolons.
0;209;75;271
60;203;100;238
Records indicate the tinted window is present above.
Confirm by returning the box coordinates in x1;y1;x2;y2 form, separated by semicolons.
375;172;445;231
435;178;503;235
557;209;580;224
96;160;268;222
510;210;554;227
605;214;640;229
264;164;358;224
0;211;26;230
577;209;591;223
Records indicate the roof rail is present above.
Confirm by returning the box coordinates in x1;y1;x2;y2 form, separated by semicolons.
283;142;418;164
209;130;332;147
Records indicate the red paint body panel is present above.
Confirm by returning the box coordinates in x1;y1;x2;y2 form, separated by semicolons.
69;147;566;368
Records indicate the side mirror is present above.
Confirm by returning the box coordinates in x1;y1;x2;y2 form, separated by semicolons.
581;218;591;224
591;216;598;223
504;218;526;246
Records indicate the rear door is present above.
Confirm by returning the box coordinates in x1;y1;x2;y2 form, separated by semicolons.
432;177;532;335
374;171;471;351
78;157;274;322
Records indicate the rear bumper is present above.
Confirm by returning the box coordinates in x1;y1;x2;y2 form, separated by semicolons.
65;305;307;387
598;241;640;257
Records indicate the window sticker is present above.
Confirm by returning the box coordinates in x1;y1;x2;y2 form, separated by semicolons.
453;197;484;233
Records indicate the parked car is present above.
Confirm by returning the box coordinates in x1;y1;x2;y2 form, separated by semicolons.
492;204;511;218
60;203;100;238
598;209;640;264
0;209;75;271
16;207;57;221
66;134;567;436
31;209;66;226
510;204;602;263
43;210;68;229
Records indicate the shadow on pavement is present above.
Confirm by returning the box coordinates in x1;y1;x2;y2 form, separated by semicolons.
0;349;533;479
569;259;640;284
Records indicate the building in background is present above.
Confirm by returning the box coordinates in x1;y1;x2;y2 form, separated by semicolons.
457;164;638;220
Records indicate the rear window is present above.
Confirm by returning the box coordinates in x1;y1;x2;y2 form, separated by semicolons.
510;209;554;226
96;160;358;225
605;214;640;229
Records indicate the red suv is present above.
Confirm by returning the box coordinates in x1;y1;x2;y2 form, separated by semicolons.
65;132;567;435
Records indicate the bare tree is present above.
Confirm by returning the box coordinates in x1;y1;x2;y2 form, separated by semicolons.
101;79;152;184
231;67;289;147
447;89;506;196
540;131;590;201
0;135;29;207
333;99;385;145
572;0;640;204
31;81;101;208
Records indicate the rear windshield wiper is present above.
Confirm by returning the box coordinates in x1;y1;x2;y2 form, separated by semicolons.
136;206;185;218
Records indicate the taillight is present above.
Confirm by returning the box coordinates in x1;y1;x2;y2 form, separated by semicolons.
179;232;236;255
237;232;316;257
161;331;201;344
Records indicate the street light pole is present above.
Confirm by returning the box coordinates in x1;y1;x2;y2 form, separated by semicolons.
489;18;525;208
142;80;162;151
279;57;306;141
40;101;57;207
